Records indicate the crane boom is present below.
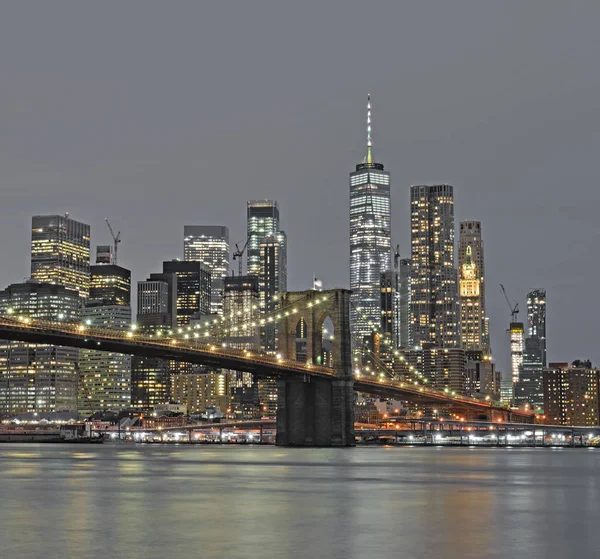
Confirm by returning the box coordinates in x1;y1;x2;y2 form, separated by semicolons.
104;218;121;265
500;284;519;322
232;238;249;276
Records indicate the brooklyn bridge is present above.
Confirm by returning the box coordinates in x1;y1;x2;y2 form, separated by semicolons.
0;288;533;446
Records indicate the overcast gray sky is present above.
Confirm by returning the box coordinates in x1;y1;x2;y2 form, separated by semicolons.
0;1;598;372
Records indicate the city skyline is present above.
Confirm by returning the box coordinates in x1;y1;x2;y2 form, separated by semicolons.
0;4;598;375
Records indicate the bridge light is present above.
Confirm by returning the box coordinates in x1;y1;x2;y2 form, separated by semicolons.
127;331;134;338
171;339;178;345
156;331;161;337
78;325;85;331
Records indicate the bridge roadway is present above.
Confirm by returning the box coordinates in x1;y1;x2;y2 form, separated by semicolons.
0;316;532;421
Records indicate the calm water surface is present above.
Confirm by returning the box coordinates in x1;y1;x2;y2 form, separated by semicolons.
0;443;598;559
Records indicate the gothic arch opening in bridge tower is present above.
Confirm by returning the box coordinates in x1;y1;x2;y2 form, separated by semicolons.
295;318;307;362
318;316;335;367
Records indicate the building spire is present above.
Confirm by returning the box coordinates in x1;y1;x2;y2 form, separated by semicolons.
366;93;373;164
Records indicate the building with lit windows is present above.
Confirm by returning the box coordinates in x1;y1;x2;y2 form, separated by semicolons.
0;282;81;413
162;260;211;326
30;215;91;298
515;289;547;408
223;275;260;418
130;356;171;411
89;264;131;307
380;271;396;343
78;302;131;415
401;344;466;394
259;232;287;352
509;321;524;391
183;225;230;315
349;95;391;351
397;258;411;349
410;184;460;348
132;274;177;411
527;289;547;364
247;201;280;277
137;273;177;329
458;221;489;353
544;361;599;426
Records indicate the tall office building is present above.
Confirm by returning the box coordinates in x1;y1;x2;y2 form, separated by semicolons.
458;221;489;353
247;201;280;277
410;185;460;348
89;264;131;306
259;232;287;352
137;273;177;329
510;322;525;387
223;275;260;418
78;302;131;414
0;282;80;413
31;215;91;298
183;226;230;315
515;289;547;408
132;273;177;410
527;289;547;366
79;250;132;415
162;260;211;326
349;95;391;351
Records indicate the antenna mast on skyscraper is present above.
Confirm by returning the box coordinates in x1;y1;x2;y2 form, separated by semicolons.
366;93;372;165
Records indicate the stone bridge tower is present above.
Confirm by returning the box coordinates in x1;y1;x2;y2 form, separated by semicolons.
275;289;355;446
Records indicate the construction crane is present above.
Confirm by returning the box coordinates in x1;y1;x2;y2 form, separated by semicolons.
104;218;121;266
232;238;249;276
500;284;519;322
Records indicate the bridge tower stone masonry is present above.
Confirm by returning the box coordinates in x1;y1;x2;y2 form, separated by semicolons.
276;289;355;446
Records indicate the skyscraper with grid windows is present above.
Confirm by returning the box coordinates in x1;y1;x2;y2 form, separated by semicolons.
349;95;391;351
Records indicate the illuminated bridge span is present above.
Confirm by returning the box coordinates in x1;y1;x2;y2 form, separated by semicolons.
0;288;532;445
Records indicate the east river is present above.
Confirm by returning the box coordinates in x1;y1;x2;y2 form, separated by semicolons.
0;444;598;559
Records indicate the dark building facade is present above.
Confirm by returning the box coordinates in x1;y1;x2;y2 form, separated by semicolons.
89;264;131;306
162;261;211;326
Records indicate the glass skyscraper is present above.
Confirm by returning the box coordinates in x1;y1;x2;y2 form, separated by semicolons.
247;201;280;277
162;260;211;326
0;282;81;413
349;95;391;350
515;289;547;408
31;214;91;299
183;225;230;315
